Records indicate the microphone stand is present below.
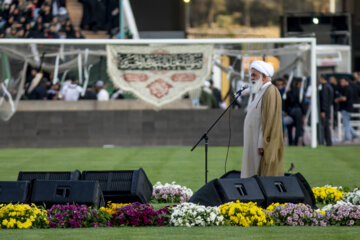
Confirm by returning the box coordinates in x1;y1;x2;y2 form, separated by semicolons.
191;87;247;184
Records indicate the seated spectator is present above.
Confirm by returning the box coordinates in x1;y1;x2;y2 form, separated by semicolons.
2;4;11;21
39;4;53;24
16;28;25;37
4;16;15;30
28;78;48;100
47;24;59;38
34;16;44;29
199;81;217;108
73;29;84;39
94;80;109;101
353;71;360;83
23;23;31;38
0;0;77;39
47;82;60;100
51;17;62;32
59;75;83;101
61;18;74;37
4;27;14;38
29;24;45;38
81;84;97;99
209;79;225;109
12;8;21;22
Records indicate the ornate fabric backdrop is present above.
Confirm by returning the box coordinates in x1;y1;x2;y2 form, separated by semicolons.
106;44;213;108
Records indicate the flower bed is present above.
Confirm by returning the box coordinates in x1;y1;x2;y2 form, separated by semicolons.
170;202;223;227
0;203;48;229
47;203;111;228
344;188;360;205
312;185;344;204
1;184;360;229
152;182;193;203
219;201;271;227
108;202;171;226
325;204;360;226
266;203;326;226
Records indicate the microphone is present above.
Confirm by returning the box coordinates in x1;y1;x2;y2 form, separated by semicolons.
235;83;249;95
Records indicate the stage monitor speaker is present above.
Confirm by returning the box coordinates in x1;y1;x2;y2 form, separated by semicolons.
189;178;265;207
220;170;241;179
31;180;104;208
189;179;223;206
81;168;153;204
217;178;265;206
0;181;31;204
256;175;307;208
289;172;316;208
18;170;81;181
191;172;315;207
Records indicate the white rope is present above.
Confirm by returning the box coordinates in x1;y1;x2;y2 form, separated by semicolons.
53;54;60;85
81;64;93;97
0;83;15;113
283;71;294;100
77;53;82;84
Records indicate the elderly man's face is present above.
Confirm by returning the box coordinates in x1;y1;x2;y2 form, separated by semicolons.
251;69;262;83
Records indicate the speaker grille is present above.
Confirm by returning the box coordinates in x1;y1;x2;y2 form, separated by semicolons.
17;171;80;181
81;169;153;203
0;181;30;204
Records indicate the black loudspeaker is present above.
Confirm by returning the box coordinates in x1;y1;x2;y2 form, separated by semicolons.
190;178;265;207
256;175;308;208
18;170;81;181
220;170;241;179
290;172;316;208
31;180;104;208
81;168;153;204
189;179;223;206
0;181;31;204
217;178;265;206
190;172;315;208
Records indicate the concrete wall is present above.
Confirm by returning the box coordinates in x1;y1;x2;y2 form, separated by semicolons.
0;109;245;148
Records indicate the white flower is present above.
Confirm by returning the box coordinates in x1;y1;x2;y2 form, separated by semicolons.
209;212;217;222
169;203;224;227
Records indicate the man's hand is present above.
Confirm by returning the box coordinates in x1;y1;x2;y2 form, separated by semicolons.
320;112;325;119
258;148;264;156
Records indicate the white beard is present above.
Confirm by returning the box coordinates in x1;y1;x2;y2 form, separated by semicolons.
251;77;263;94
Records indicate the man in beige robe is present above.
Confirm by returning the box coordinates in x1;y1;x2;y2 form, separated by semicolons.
241;60;284;178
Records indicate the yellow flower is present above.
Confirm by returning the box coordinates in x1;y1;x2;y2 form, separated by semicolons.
312;186;344;204
2;219;8;226
219;201;271;227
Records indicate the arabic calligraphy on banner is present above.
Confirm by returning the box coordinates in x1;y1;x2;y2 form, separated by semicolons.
106;44;213;108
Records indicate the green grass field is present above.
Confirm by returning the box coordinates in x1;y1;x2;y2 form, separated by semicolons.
0;146;360;239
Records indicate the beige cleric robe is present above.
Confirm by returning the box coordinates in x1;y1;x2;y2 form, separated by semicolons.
241;83;284;178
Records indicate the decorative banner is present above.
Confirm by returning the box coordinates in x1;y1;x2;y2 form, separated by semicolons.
106;44;213;107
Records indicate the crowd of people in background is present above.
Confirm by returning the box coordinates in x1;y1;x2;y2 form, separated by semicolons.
274;72;360;146
23;67;124;101
0;0;84;38
199;71;360;146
